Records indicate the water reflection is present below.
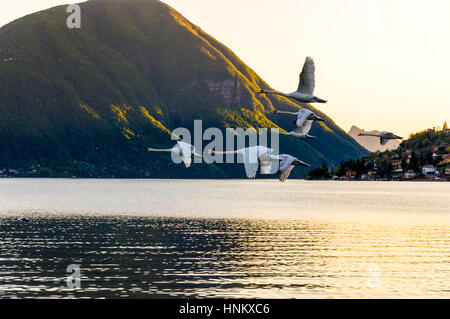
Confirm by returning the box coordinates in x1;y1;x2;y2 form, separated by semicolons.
0;217;448;298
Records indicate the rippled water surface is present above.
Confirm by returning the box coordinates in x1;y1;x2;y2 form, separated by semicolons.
0;179;449;298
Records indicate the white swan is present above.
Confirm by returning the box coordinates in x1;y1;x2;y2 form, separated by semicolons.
208;146;310;181
358;131;403;145
208;146;275;178
276;154;310;182
273;109;324;139
259;57;327;103
147;141;202;168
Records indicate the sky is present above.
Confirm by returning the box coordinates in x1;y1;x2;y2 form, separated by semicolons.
1;0;450;137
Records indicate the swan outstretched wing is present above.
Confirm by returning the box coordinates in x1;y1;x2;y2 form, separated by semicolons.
260;163;273;174
279;155;296;171
302;120;313;135
259;156;273;174
384;132;400;139
243;160;258;178
295;109;313;127
294;119;313;135
182;153;192;168
241;147;259;179
177;141;193;168
279;166;295;182
297;57;315;95
278;155;296;182
278;155;310;182
258;147;276;174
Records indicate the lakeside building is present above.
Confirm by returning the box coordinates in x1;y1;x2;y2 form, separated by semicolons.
422;165;437;175
391;159;402;171
404;170;416;179
445;167;450;175
439;154;450;166
368;170;377;177
392;167;403;180
345;170;357;180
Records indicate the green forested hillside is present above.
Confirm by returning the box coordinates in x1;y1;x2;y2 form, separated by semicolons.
0;0;367;178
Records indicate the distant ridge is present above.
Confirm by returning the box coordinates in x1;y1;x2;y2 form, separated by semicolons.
348;125;400;152
0;0;367;178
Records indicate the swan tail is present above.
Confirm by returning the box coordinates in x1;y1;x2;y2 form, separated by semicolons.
314;115;325;121
314;96;327;103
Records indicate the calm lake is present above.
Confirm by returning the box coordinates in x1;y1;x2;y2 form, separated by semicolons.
0;179;449;298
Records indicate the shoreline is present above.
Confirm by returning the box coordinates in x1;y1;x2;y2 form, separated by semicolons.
0;176;448;182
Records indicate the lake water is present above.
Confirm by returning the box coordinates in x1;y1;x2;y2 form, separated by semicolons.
0;179;449;298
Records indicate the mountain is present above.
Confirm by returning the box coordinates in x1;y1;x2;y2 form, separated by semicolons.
348;125;400;152
0;0;367;178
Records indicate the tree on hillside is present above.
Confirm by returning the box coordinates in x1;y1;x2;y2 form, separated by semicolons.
419;152;427;167
307;162;332;179
409;151;419;172
401;157;408;171
426;151;433;164
378;159;393;178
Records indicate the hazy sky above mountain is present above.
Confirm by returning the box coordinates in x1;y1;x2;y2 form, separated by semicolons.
2;0;449;137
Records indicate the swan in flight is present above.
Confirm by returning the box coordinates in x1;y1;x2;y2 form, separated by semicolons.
276;154;310;182
208;146;309;180
273;108;324;139
147;141;202;168
208;146;275;178
358;131;403;145
259;57;327;103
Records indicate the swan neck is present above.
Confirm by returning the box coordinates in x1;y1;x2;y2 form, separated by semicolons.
277;110;298;115
211;150;238;155
147;148;173;152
